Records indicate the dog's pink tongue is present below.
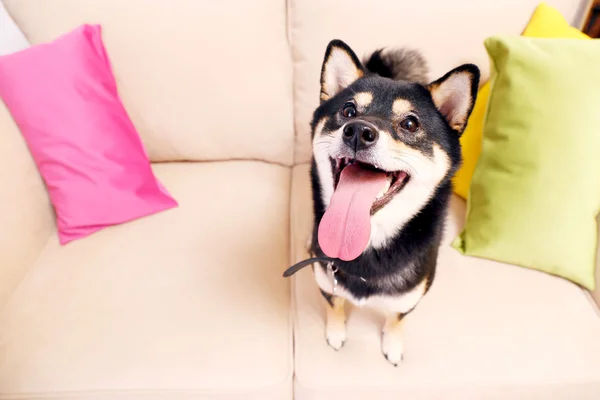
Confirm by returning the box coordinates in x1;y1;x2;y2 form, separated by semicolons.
318;164;388;261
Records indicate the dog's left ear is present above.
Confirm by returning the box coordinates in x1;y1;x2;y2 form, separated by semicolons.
427;64;480;135
320;40;365;103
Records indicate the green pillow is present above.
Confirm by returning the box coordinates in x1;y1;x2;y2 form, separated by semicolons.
452;35;600;291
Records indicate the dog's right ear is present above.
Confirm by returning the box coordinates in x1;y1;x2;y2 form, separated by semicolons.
427;64;480;136
320;40;365;103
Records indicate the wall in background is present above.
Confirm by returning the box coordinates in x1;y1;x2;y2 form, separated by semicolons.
0;2;29;56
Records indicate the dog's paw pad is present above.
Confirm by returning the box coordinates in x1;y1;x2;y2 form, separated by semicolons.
381;332;404;366
326;326;347;351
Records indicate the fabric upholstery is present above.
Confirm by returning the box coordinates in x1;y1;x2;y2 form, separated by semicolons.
289;0;585;163
2;0;295;165
0;101;54;310
0;161;292;400
291;164;600;399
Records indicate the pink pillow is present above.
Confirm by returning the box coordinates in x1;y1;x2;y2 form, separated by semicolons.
0;24;178;245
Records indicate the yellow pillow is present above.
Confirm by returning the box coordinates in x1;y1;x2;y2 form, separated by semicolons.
452;2;590;200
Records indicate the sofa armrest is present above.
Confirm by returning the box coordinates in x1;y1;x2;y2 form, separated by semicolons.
0;101;55;309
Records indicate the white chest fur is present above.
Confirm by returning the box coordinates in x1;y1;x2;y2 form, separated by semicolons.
313;265;426;315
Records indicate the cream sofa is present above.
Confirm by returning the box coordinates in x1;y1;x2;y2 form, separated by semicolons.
1;0;599;399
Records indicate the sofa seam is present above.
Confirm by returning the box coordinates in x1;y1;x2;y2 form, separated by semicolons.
1;3;32;46
288;165;299;394
289;164;314;394
150;157;292;168
582;289;600;319
0;383;291;400
0;232;54;316
284;165;297;390
285;0;292;45
286;0;302;167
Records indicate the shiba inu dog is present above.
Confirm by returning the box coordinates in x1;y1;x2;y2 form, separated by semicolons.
306;40;479;365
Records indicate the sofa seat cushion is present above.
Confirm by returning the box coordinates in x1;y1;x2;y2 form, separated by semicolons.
291;164;600;400
0;161;292;400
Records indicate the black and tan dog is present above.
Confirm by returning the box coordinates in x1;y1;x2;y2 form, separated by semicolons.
306;40;479;365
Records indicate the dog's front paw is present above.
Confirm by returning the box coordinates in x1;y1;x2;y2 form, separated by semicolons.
381;330;404;366
326;321;347;351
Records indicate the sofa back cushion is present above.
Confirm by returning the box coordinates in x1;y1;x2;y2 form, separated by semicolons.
289;0;586;163
3;0;295;165
0;102;55;308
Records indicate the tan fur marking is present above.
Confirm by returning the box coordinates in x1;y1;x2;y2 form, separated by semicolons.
387;136;426;157
325;295;347;350
314;117;329;136
326;296;346;324
386;140;450;176
392;98;413;117
355;92;373;108
381;312;404;364
450;118;467;131
383;313;404;335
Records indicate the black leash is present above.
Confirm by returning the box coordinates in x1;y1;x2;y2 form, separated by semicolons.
282;256;336;278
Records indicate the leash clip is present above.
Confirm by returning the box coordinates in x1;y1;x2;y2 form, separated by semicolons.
327;262;338;294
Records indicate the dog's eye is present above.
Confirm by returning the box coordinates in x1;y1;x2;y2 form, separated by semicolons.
399;116;419;133
342;103;357;118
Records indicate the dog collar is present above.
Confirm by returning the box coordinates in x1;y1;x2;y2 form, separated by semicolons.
282;256;368;287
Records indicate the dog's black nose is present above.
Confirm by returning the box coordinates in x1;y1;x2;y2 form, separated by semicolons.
343;121;379;151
